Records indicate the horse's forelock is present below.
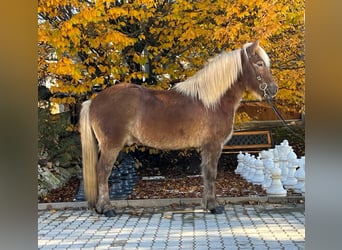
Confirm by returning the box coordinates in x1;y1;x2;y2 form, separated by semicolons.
256;46;270;67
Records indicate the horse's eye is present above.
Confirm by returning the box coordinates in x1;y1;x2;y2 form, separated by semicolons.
256;61;264;67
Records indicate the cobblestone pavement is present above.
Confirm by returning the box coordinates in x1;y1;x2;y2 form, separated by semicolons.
38;204;305;249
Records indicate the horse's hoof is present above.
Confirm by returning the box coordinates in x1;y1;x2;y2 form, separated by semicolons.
104;210;116;217
210;205;224;214
95;208;103;215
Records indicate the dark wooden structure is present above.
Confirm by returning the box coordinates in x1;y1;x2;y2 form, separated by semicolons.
222;130;272;153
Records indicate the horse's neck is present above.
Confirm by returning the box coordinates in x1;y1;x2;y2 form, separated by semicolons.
219;83;244;113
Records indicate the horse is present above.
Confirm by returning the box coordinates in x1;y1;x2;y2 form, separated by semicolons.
79;40;278;217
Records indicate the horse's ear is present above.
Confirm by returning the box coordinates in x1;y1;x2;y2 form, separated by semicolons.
254;40;259;48
246;40;259;56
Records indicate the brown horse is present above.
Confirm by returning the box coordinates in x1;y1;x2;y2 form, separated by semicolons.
79;41;278;217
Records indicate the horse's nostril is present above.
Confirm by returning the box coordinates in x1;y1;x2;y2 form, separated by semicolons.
272;84;278;97
266;83;278;98
271;84;278;93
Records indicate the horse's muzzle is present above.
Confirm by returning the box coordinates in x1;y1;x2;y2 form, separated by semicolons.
267;82;278;98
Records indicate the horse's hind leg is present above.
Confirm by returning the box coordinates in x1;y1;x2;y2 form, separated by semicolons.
201;143;224;214
95;147;120;217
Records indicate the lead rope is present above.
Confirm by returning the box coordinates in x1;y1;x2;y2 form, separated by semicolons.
265;96;305;143
247;49;305;143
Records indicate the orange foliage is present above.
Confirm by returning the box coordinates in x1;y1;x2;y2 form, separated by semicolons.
38;0;304;113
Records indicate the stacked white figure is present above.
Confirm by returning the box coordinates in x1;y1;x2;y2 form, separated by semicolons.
234;142;304;198
266;148;287;197
259;150;268;188
300;157;305;195
235;151;244;175
284;150;298;189
241;153;250;179
262;149;274;189
273;146;280;171
294;156;305;195
278;140;292;183
246;155;256;182
251;156;265;185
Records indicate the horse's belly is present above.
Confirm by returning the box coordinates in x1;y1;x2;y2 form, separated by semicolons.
131;122;204;150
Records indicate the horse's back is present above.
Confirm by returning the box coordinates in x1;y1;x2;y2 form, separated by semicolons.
90;83;141;114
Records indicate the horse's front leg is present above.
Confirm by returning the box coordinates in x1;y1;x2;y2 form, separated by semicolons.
201;143;224;214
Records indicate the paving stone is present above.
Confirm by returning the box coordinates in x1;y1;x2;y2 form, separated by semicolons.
38;204;305;249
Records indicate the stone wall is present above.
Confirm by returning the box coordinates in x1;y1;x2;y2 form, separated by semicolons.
38;161;81;197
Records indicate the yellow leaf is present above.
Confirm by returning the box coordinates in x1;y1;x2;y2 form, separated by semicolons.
88;66;96;75
98;65;107;73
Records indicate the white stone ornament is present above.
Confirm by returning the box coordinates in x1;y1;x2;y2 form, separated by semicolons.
246;155;257;182
235;151;244;174
234;139;304;198
300;156;305;195
284;151;298;189
273;146;280;169
267;164;287;197
294;156;305;195
262;159;273;189
241;153;250;179
278;140;292;182
252;157;265;185
261;149;274;189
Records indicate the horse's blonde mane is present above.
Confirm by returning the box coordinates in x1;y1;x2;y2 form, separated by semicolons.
173;43;269;109
173;48;243;109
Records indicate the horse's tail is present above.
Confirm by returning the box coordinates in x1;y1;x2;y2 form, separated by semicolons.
79;100;98;208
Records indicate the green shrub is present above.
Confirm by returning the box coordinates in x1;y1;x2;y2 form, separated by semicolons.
38;107;81;167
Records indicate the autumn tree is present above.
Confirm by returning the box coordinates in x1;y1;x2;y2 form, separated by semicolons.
38;0;304;113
